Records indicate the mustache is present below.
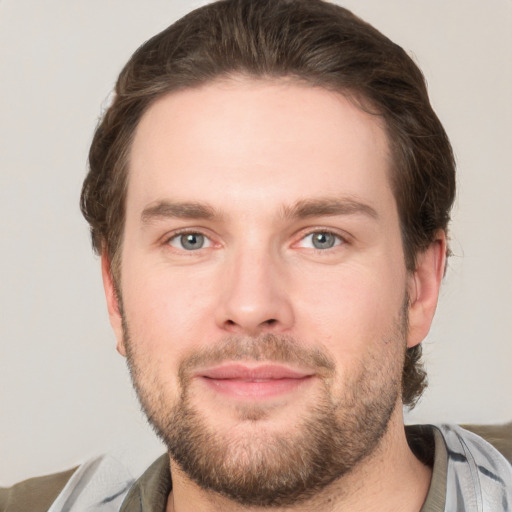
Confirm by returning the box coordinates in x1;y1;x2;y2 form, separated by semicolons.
178;333;336;384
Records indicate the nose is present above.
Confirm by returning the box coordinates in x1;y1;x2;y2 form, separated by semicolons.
214;246;295;335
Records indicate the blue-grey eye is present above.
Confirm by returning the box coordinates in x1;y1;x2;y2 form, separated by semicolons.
312;232;337;249
181;233;204;250
299;231;342;250
169;233;209;250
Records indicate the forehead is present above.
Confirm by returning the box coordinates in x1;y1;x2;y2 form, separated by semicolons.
127;78;394;219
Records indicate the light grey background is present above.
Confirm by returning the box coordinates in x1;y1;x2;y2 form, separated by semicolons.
0;0;511;485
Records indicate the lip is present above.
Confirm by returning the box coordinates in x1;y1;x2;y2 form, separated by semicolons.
196;363;314;399
201;363;312;380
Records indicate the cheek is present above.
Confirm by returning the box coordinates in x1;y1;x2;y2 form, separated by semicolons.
293;262;407;354
120;259;216;356
120;273;211;400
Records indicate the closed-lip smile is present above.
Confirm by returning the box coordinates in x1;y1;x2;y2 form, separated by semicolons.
196;363;315;399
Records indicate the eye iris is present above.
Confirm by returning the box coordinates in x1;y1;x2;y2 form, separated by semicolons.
312;232;336;249
181;233;204;250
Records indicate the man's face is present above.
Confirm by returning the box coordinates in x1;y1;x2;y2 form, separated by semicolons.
105;78;426;505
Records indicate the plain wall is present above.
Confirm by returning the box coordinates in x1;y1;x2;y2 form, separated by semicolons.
0;0;511;485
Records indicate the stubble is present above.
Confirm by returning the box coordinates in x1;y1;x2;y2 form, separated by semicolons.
123;314;407;507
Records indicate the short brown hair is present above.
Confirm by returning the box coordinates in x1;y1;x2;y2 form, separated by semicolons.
81;0;455;407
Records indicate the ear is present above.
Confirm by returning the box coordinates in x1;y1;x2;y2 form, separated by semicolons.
406;231;447;348
101;251;127;357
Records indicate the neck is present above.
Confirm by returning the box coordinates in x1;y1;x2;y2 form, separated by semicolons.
166;405;431;512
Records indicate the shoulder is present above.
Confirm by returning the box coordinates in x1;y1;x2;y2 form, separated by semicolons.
436;422;512;471
0;467;77;512
0;445;164;512
462;421;512;464
408;423;512;511
435;423;512;511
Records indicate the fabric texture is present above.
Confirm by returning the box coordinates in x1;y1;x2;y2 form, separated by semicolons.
440;424;512;511
1;423;510;512
462;423;512;463
0;467;77;512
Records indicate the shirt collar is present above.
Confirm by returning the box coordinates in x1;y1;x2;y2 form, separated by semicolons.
407;424;448;512
120;454;171;512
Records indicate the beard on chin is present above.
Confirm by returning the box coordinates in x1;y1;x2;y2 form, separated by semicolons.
123;321;406;507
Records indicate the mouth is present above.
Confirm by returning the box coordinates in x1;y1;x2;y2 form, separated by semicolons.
196;363;315;400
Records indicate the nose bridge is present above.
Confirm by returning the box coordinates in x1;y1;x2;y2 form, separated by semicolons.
216;237;294;334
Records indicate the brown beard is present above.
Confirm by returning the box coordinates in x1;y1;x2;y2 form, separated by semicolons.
123;318;406;507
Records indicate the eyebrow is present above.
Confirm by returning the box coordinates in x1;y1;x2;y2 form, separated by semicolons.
140;196;378;225
280;197;379;220
141;201;218;224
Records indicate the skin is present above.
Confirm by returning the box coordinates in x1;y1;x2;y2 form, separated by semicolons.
102;78;446;511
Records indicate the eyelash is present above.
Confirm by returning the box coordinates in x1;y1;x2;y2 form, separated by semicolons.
162;228;348;253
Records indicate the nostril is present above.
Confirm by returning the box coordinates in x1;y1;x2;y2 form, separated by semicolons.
225;318;277;329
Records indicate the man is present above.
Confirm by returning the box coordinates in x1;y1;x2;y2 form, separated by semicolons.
1;0;510;511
